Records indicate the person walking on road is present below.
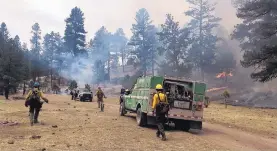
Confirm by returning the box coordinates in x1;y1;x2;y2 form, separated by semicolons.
23;85;26;96
25;82;49;126
95;87;106;112
152;84;169;141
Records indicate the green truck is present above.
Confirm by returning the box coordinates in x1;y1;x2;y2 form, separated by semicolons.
119;76;206;131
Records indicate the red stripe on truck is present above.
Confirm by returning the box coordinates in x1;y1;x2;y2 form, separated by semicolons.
147;113;203;120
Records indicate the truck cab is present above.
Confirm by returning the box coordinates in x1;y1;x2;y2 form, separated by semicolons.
119;76;206;131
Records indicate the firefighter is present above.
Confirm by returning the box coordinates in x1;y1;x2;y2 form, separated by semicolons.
120;87;125;95
95;87;106;112
25;82;49;126
152;84;169;141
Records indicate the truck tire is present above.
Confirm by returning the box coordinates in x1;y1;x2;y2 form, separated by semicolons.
119;102;126;116
175;120;190;132
136;107;147;127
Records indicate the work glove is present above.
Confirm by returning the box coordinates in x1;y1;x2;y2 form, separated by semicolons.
44;99;49;103
25;101;28;107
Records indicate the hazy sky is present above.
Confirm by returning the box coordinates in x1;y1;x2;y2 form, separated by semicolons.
1;0;239;47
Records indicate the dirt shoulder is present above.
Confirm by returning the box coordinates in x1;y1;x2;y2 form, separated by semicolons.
205;103;277;138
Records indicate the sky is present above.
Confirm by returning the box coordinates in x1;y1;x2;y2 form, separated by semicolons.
1;0;240;47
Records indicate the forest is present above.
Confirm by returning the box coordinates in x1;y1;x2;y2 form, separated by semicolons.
0;0;276;91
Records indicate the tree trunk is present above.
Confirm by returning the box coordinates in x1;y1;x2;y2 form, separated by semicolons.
151;51;154;76
200;0;204;81
50;70;53;91
58;76;61;86
225;98;227;109
121;48;124;72
107;52;111;81
201;69;205;82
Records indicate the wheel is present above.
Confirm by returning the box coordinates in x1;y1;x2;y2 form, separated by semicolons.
136;107;147;127
80;97;84;102
175;120;190;132
119;102;126;116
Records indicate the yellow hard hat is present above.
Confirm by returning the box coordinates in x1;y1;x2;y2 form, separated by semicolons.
155;84;163;90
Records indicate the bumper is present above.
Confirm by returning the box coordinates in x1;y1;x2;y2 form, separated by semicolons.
147;113;203;121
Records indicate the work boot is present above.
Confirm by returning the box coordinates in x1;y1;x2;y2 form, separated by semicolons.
161;134;167;141
100;104;104;112
29;113;34;126
156;131;161;138
34;119;39;123
34;110;40;124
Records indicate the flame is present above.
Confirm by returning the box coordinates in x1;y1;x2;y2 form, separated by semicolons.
216;72;233;78
207;87;227;92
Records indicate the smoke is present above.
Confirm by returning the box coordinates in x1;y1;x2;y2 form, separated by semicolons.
57;50;109;88
60;58;94;88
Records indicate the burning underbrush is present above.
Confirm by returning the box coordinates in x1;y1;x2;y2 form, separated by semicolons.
207;87;277;109
206;71;277;109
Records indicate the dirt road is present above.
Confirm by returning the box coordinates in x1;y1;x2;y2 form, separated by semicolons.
0;94;276;151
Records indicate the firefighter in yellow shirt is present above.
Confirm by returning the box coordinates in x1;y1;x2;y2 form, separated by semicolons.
95;87;106;112
25;82;49;126
152;84;169;141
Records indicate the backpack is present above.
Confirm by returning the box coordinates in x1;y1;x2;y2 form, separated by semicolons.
29;90;41;103
156;93;170;114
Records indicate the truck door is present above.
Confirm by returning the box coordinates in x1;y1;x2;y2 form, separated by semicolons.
125;90;135;110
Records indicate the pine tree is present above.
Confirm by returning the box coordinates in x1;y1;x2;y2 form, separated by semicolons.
232;0;277;82
211;26;236;75
112;28;128;71
14;35;21;49
93;60;106;84
91;26;111;81
30;23;42;81
0;22;9;41
64;7;87;57
157;14;192;77
69;80;78;90
185;0;221;81
30;23;41;55
129;8;157;76
43;31;63;88
0;25;26;88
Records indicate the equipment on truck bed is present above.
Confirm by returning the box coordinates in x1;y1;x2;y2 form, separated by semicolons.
119;76;206;131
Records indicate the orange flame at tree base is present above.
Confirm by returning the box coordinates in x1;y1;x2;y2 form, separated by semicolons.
216;72;233;78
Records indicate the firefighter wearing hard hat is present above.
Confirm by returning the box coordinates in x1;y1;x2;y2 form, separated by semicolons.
25;82;49;126
95;87;106;112
152;84;169;141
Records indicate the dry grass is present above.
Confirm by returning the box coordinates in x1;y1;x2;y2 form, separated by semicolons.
0;95;226;151
205;102;277;138
0;94;277;151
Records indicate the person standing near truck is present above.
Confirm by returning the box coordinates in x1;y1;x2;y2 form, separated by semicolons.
152;84;169;141
95;87;106;111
